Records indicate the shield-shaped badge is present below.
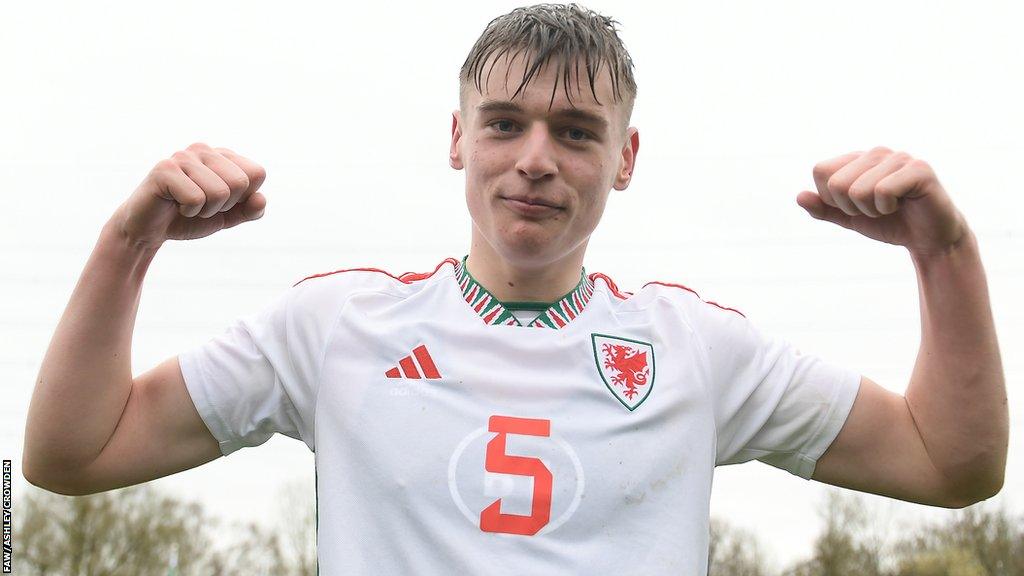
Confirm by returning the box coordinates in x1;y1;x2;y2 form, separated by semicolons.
591;333;655;411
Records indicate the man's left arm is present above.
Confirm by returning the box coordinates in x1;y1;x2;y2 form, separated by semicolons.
796;146;1008;509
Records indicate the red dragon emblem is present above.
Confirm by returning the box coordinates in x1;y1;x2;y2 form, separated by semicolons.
601;344;649;400
592;334;656;410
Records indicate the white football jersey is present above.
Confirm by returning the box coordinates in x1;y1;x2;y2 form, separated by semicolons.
178;257;861;575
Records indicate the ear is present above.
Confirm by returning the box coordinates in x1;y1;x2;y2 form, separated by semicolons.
613;127;639;190
449;110;464;170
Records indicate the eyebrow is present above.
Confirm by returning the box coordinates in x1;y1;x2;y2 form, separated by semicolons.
475;100;609;133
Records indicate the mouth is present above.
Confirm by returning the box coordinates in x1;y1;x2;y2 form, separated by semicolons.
499;195;563;210
499;195;565;218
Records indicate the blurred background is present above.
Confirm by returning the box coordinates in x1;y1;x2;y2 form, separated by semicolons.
2;0;1021;573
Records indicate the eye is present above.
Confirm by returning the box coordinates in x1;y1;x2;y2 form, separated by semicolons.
564;128;590;142
489;119;519;133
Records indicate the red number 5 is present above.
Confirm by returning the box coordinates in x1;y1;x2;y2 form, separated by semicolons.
479;415;552;536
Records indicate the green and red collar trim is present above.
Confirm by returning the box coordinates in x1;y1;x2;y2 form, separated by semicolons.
453;256;596;328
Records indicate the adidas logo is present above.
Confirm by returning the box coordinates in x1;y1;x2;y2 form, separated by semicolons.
385;344;441;379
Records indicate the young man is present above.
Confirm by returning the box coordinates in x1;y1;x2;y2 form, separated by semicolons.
23;3;1006;574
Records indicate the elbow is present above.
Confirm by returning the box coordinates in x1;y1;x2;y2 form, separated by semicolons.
21;453;53;494
24;474;96;497
940;436;1009;509
944;470;1005;509
22;455;94;497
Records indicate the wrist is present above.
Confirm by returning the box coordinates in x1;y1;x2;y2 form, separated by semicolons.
98;212;163;273
102;205;166;254
909;226;979;270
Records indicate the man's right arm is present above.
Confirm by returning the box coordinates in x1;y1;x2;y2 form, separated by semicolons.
22;143;267;495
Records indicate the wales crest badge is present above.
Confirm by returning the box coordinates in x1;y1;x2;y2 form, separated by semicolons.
591;334;655;411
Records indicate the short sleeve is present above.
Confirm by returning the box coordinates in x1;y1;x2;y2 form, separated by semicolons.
178;278;341;457
689;300;862;479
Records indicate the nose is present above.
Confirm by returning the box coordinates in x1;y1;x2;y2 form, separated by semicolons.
515;123;558;181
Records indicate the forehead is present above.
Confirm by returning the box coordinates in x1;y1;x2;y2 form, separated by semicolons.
465;50;620;120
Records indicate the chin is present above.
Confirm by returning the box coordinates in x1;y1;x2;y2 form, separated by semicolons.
500;220;557;247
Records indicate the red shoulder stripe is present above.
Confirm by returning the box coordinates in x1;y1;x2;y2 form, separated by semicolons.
643;280;746;318
292;257;459;288
587;272;633;300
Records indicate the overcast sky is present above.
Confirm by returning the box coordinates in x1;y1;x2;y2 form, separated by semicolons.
2;0;1021;570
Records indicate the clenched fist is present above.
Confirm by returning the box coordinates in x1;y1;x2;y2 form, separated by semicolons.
796;146;968;256
113;142;267;247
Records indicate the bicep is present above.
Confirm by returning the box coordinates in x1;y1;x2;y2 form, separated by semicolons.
811;375;959;507
67;356;222;496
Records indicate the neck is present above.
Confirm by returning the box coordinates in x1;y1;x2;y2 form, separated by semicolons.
465;237;587;303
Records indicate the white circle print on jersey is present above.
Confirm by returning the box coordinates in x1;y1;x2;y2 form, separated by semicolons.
448;416;586;536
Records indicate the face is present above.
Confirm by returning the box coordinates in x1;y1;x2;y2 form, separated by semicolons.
449;51;639;270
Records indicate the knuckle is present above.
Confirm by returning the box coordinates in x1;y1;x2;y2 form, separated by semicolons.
826;175;848;195
252;165;267;182
176;189;204;208
225;174;250;193
187;142;212;152
812;162;830;181
171;150;196;164
891;151;912;164
909;158;932;172
875;185;896;200
869;145;893;157
206;184;231;200
153;158;177;172
848;185;873;202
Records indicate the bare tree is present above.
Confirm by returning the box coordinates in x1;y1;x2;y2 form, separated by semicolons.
783;490;889;576
274;477;318;576
13;482;317;575
895;548;986;576
206;519;289;575
708;516;772;576
13;484;219;575
212;478;318;576
13;488;63;576
893;503;1024;576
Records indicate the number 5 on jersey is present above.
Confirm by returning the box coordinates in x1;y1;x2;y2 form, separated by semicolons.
479;415;553;536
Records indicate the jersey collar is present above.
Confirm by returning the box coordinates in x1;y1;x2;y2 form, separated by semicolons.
453;256;595;328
